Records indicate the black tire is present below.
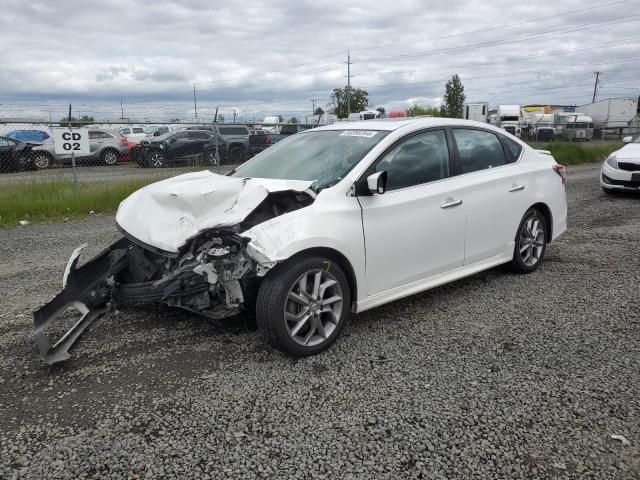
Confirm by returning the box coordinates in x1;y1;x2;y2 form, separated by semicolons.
510;208;547;274
101;149;119;166
32;152;52;170
201;149;218;166
146;150;165;168
256;256;351;356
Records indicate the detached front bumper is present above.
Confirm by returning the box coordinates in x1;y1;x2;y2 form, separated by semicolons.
33;239;131;365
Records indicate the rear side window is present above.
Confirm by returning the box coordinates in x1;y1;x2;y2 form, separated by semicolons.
376;130;450;190
132;128;144;134
499;134;522;164
452;129;506;174
189;131;211;140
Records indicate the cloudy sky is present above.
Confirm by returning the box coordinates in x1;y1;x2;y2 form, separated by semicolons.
1;0;638;121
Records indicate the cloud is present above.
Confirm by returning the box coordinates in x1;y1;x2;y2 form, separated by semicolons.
0;0;637;120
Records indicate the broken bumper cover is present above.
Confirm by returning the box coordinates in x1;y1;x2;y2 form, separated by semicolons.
33;239;131;365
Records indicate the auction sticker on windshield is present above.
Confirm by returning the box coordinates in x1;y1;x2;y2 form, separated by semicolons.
339;130;379;138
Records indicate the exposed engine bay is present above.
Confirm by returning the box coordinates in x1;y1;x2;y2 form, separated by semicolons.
34;179;315;365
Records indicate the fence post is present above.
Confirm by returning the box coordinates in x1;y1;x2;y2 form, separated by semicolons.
67;105;79;195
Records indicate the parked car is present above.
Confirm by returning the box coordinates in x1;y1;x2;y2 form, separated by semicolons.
601;135;640;194
30;129;129;169
186;124;251;162
0;137;36;171
6;129;50;145
248;124;313;154
119;126;147;139
34;118;567;364
144;125;171;137
131;130;224;168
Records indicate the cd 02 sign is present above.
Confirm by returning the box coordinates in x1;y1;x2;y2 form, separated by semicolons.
53;128;90;156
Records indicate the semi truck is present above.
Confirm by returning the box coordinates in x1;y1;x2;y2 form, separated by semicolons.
556;113;594;141
497;105;521;137
577;97;639;136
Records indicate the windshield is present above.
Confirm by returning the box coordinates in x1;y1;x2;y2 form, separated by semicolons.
231;130;388;189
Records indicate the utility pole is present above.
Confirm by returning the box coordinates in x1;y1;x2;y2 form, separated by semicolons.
346;51;352;117
120;97;124;119
592;72;601;103
233;109;237;123
193;84;198;119
311;99;317;115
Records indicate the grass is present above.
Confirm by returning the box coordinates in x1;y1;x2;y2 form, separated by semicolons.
527;141;623;165
0;179;154;228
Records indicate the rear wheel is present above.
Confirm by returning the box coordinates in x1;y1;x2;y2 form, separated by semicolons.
101;149;119;166
256;256;350;356
146;150;165;168
510;208;547;274
201;149;218;166
32;152;52;170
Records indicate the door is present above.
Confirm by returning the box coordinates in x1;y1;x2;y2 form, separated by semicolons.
166;131;189;160
187;131;210;157
450;128;530;265
88;130;103;158
358;129;466;296
0;137;16;170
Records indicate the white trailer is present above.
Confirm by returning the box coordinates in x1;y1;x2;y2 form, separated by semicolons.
463;102;489;123
578;98;638;129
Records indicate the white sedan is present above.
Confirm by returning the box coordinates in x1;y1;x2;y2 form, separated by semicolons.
601;135;640;193
35;118;567;363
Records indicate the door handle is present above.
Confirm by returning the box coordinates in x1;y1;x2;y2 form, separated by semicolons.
440;198;463;209
509;184;525;192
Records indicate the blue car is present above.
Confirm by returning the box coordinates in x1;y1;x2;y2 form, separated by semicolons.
6;129;51;145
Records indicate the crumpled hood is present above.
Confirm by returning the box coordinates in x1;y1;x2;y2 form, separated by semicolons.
614;143;640;160
116;170;313;253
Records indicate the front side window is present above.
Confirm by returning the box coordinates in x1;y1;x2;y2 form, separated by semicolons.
453;129;506;174
375;130;450;190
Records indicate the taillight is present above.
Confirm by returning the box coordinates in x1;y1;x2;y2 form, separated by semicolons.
553;164;566;185
265;136;271;145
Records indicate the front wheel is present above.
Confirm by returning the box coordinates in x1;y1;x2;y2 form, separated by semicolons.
146;150;165;168
201;150;218;166
32;152;52;170
510;208;547;274
101;149;119;166
256;256;350;356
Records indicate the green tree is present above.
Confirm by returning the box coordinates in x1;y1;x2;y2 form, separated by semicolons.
60;115;95;126
376;107;386;117
288;117;299;124
441;74;465;118
406;104;440;117
314;107;325;115
330;86;369;119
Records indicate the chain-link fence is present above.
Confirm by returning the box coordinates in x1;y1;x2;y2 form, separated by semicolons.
0;120;319;178
1;116;638;179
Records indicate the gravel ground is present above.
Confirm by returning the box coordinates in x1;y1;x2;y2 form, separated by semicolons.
0;163;237;184
0;162;638;479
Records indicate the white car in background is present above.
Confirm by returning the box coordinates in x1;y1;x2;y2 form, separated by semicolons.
35;118;567;364
601;135;640;194
118;126;148;139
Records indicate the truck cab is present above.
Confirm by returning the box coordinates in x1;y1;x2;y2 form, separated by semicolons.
497;105;521;137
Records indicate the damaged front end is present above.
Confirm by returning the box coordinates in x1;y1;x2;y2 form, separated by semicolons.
34;171;315;364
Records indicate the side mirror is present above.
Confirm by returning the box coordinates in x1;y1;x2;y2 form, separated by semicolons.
367;171;387;195
622;136;633;144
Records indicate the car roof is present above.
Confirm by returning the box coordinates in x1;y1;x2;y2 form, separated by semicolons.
312;117;505;132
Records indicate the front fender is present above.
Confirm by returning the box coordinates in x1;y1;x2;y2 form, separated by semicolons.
241;199;366;301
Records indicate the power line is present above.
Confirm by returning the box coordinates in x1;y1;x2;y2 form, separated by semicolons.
354;14;640;64
350;0;629;52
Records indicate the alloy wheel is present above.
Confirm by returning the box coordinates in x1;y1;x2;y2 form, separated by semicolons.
103;151;118;165
149;152;164;167
284;269;343;347
519;216;545;267
33;154;50;169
